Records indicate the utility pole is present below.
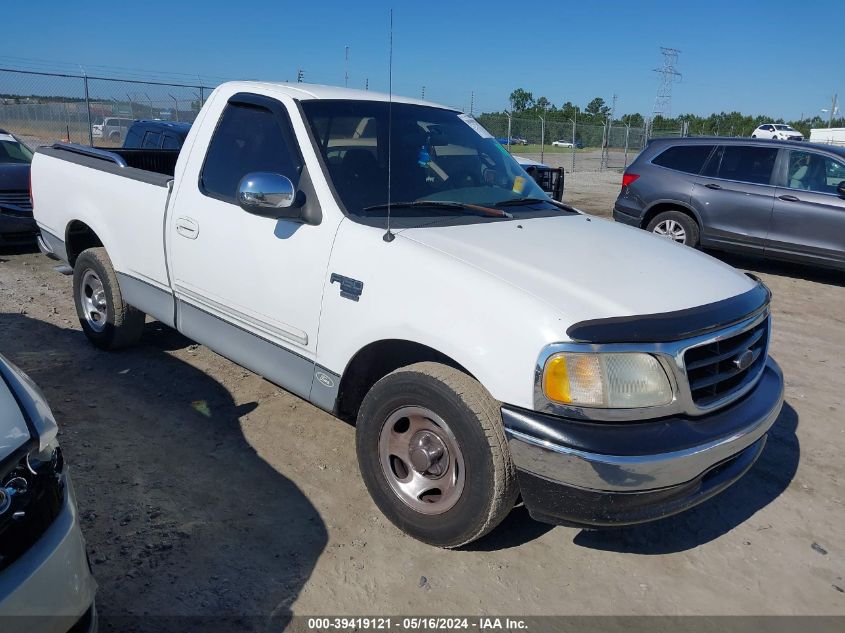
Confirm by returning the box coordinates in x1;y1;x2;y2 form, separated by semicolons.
652;47;681;119
829;94;839;128
344;46;349;87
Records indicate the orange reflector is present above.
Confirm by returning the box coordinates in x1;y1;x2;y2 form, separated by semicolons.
543;355;571;403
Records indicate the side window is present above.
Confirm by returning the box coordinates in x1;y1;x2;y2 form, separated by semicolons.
162;134;180;149
200;102;302;202
763;125;774;131
707;146;778;185
142;131;162;149
787;151;845;194
652;145;714;174
124;129;141;147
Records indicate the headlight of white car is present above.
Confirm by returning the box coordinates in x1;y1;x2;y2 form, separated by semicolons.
542;352;673;408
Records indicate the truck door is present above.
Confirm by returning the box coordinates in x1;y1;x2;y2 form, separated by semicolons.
167;92;340;401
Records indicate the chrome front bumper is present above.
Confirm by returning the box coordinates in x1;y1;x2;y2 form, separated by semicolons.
504;358;784;526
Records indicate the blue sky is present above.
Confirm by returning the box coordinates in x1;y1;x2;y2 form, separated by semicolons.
2;0;842;119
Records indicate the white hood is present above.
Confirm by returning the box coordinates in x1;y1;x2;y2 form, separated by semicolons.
399;214;756;328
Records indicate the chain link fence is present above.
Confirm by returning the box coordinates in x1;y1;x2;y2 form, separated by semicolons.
476;113;689;172
2;67;758;175
0;68;216;149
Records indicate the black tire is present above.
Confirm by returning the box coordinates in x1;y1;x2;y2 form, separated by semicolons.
356;362;518;548
73;247;145;350
646;209;700;248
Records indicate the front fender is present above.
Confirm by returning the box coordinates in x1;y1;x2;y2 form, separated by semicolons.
315;221;565;410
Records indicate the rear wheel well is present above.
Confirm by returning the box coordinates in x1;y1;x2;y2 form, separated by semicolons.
641;203;698;230
335;340;472;423
65;221;103;267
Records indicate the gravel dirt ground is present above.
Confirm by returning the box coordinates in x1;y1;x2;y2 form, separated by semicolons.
1;187;844;629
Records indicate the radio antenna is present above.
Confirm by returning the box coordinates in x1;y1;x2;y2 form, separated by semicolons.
383;8;396;243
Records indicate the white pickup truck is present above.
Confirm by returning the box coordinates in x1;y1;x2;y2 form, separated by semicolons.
32;81;784;547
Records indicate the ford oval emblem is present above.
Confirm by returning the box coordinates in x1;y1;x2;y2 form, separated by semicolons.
315;371;335;388
733;349;754;371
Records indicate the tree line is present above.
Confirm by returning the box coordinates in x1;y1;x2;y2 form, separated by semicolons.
480;88;843;138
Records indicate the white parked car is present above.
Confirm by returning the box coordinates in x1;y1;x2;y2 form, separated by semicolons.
751;123;804;141
0;354;97;632
32;81;784;547
552;139;575;147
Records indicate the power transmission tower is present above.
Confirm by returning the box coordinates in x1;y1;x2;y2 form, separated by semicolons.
297;69;304;83
652;47;681;119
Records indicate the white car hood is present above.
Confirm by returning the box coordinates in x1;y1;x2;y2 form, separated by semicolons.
399;214;756;328
0;374;31;461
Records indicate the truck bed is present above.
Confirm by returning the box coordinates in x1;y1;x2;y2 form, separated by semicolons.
105;148;180;176
31;143;176;296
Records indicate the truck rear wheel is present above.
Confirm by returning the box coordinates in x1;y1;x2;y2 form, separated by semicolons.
73;247;145;350
356;362;518;547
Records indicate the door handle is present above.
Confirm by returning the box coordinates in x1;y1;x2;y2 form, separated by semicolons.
704;183;722;190
175;216;199;239
778;194;800;202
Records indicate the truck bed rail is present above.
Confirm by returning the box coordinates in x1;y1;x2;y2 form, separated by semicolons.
43;143;179;180
50;143;129;168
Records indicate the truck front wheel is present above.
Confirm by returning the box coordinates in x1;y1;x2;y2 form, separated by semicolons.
356;362;518;547
72;247;145;350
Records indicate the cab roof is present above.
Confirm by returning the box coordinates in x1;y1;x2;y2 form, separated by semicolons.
217;80;456;111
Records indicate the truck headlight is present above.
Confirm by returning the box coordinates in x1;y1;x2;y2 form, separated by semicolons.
543;352;673;408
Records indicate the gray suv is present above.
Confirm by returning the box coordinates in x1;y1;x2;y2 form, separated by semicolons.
614;137;845;270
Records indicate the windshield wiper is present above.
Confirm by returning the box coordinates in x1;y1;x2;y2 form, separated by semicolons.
496;197;550;206
497;197;574;212
361;200;512;218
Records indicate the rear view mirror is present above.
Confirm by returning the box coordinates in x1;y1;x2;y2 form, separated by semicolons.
237;172;303;219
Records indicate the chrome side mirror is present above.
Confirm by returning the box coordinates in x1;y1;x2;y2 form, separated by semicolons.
237;172;301;218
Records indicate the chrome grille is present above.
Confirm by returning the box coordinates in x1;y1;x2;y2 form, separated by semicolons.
0;191;32;212
684;316;769;407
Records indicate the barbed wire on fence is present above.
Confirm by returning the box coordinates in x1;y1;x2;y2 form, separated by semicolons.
0;67;217;148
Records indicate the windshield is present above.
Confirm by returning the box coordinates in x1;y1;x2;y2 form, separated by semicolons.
0;134;33;164
301;100;558;222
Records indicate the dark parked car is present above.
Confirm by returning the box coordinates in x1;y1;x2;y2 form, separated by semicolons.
0;130;36;246
123;120;191;150
614;137;845;270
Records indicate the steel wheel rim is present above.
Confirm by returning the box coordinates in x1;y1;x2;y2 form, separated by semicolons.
79;269;108;332
378;405;465;515
653;219;687;243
